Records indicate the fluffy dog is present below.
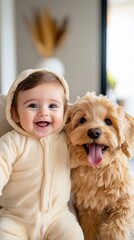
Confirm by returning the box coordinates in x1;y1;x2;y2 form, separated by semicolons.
65;92;134;240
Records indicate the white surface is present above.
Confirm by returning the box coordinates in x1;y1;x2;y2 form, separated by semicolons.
0;0;17;94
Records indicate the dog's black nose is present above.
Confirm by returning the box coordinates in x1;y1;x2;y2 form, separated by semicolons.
87;128;102;139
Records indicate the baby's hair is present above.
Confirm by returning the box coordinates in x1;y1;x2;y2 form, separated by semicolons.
12;71;67;111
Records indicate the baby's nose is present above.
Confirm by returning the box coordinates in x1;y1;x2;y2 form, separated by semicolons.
38;107;49;116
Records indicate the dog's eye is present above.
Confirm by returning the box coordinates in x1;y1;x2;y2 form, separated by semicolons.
80;117;87;124
104;118;112;126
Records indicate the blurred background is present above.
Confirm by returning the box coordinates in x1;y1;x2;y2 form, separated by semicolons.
0;0;101;102
107;0;134;117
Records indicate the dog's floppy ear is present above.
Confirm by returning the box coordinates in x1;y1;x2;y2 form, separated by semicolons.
121;112;134;158
65;104;73;124
65;97;81;125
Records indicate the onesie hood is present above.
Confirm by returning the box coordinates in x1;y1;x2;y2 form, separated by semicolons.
6;68;69;138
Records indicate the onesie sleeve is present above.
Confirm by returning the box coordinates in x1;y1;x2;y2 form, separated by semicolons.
0;131;21;196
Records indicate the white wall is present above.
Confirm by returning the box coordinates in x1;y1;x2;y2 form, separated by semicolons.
0;0;17;94
15;0;101;102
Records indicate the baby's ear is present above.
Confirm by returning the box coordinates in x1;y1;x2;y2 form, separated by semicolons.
121;112;134;158
11;107;20;123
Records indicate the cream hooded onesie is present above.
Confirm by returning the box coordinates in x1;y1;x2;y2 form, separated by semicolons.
0;69;84;240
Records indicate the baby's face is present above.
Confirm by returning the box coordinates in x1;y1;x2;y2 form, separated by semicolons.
12;83;65;138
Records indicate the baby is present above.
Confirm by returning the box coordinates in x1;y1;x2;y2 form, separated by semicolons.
0;68;84;240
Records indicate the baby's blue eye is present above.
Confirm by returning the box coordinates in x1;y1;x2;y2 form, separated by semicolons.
49;104;57;109
28;103;38;108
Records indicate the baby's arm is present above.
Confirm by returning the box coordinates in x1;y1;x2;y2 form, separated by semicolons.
0;131;18;195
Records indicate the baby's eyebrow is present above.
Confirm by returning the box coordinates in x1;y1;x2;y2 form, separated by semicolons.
23;99;37;105
49;99;62;105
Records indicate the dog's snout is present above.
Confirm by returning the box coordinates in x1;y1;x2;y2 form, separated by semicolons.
87;128;102;139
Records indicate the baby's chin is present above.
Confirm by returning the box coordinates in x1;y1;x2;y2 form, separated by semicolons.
30;125;63;138
33;131;50;138
27;129;47;138
31;130;54;139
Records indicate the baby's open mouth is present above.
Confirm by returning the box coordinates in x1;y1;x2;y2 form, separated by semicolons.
83;143;108;166
35;121;50;127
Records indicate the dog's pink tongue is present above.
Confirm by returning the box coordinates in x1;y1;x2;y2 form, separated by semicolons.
88;143;102;166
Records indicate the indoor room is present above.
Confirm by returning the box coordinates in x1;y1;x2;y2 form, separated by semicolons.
0;0;134;239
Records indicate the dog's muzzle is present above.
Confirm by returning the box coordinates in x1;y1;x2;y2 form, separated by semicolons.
83;128;108;166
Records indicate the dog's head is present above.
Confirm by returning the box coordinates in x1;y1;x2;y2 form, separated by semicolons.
65;92;134;167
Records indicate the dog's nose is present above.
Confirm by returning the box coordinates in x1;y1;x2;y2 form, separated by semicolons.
87;128;102;139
